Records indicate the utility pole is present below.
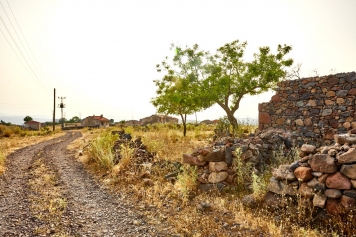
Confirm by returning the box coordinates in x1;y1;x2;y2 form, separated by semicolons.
58;96;66;129
53;88;56;132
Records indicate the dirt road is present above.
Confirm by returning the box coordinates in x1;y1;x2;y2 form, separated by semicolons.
0;132;163;236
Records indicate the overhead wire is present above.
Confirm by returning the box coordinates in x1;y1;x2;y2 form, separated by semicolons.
4;0;49;84
0;1;43;83
0;2;48;91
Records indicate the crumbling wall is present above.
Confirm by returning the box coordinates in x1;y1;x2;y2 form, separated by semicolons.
259;72;356;145
267;133;356;215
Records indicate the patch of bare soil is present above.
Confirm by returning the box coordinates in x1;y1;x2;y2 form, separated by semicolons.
0;132;168;236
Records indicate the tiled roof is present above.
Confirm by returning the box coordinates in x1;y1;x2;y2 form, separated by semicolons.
25;120;40;124
91;116;109;122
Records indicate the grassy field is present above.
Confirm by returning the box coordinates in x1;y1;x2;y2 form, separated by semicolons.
68;123;353;237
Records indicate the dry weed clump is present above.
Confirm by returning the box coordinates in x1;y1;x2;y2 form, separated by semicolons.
88;131;118;169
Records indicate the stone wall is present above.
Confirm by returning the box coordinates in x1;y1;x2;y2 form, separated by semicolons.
259;72;356;145
266;133;356;215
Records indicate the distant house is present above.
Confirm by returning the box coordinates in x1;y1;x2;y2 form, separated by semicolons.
200;119;218;125
24;120;41;130
81;114;110;128
124;120;140;126
139;114;178;126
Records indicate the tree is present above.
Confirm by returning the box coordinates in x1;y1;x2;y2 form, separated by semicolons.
109;119;114;124
69;116;81;123
24;116;33;123
152;44;211;136
203;40;293;130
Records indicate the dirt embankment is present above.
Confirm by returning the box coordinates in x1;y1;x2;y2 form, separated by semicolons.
0;132;167;236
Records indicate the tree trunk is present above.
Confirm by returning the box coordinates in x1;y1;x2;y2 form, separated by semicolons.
180;113;187;137
226;110;238;135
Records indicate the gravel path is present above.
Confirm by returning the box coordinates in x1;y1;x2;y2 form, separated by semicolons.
0;132;163;236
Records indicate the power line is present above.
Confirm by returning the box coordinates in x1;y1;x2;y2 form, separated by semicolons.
4;0;49;84
0;1;42;82
0;28;35;80
0;15;47;90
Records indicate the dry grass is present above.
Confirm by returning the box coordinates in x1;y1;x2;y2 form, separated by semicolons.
0;130;64;175
65;124;351;236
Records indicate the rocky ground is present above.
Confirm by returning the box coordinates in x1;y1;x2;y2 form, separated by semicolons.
0;132;173;236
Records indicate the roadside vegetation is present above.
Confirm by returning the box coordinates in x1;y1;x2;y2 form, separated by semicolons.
0;124;63;175
67;120;352;237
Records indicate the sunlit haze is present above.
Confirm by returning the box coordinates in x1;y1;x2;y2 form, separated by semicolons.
1;0;355;124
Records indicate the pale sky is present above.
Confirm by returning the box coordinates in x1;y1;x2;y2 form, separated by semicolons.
1;0;355;124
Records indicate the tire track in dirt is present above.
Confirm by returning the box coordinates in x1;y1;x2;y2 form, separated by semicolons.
0;132;163;236
0;133;72;236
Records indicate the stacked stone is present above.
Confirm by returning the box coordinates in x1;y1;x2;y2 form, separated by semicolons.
259;72;356;146
182;142;236;191
182;128;292;191
267;132;356;215
113;133;154;165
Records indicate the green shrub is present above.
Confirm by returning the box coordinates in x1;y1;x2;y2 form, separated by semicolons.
89;132;118;169
176;165;198;199
233;148;254;192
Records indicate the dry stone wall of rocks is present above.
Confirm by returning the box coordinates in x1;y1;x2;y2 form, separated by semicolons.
266;132;356;215
181;129;293;192
259;72;356;146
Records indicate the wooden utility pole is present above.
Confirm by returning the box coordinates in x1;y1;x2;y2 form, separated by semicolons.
53;88;56;132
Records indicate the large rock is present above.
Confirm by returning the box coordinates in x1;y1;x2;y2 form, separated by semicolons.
301;144;317;154
337;148;356;164
208;171;228;183
259;112;271;124
182;154;207;166
225;146;233;165
340;195;355;211
326;199;344;215
308;154;338;173
313;194;327;208
264;191;282;210
340;164;356;179
326;172;352;189
294;167;313;182
267;177;283;194
267;177;297;196
209;161;228;172
202;149;225;162
351;180;356;189
325;189;342;199
272;165;296;181
343;190;356;200
334;134;356;145
298;182;314;198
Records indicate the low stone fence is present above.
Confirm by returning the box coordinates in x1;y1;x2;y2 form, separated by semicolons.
266;131;356;215
181;128;293;192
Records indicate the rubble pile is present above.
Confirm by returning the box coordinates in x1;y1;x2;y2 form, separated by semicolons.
266;130;356;215
182;128;293;191
112;131;154;165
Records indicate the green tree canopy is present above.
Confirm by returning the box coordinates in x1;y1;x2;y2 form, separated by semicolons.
24;116;33;123
154;39;293;134
204;40;293;129
152;44;211;136
69;116;81;123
